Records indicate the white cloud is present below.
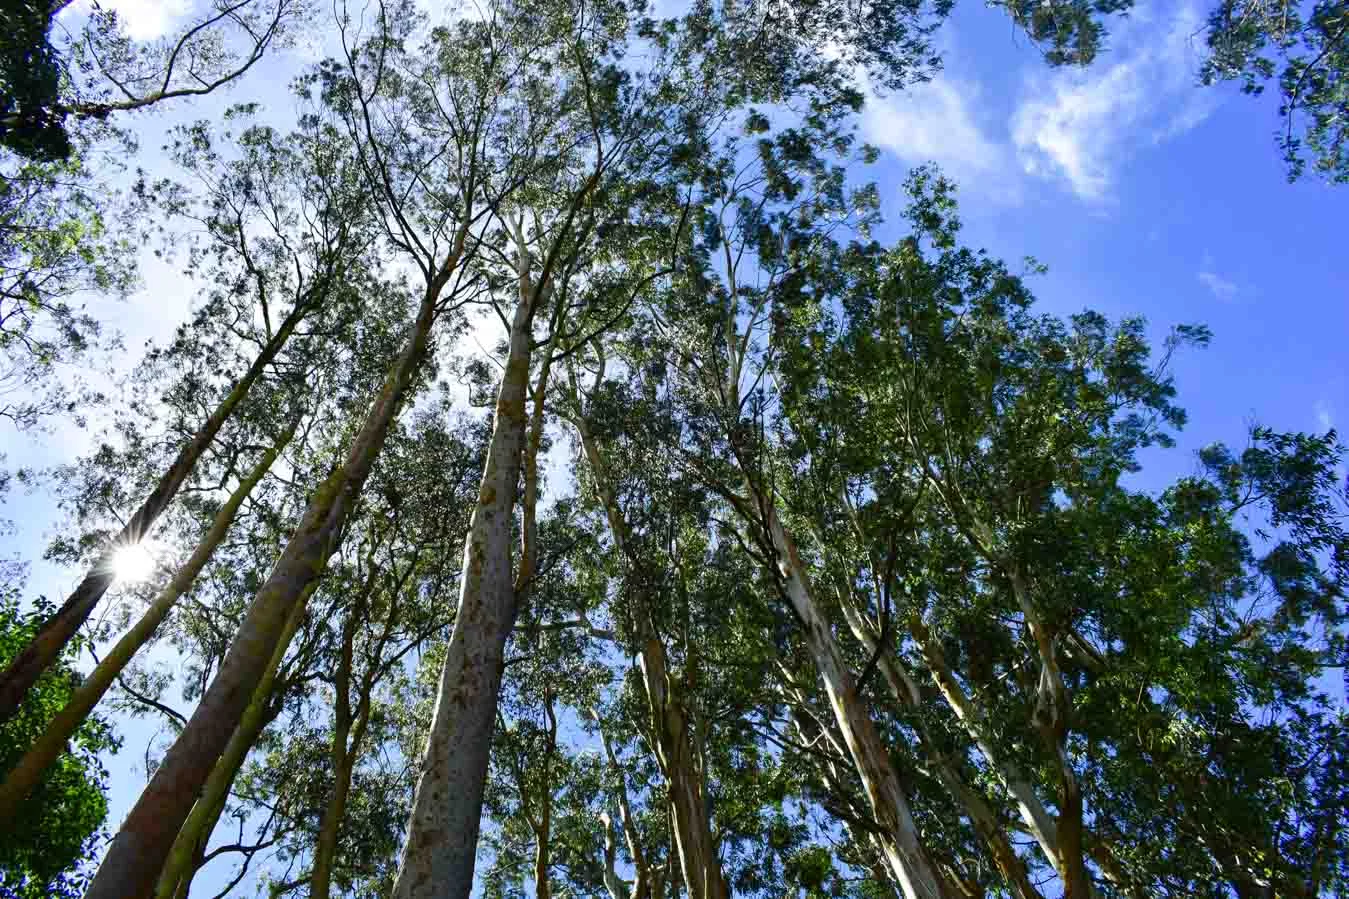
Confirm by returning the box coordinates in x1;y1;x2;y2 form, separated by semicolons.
862;76;1019;203
1197;269;1238;301
65;0;192;41
1315;400;1334;433
1011;4;1216;201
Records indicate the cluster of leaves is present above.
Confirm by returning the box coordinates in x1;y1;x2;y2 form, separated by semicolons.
0;590;118;899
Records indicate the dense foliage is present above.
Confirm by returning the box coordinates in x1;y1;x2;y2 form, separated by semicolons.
0;591;118;898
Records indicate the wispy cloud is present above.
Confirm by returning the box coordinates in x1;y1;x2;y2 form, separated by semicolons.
1010;4;1216;201
1315;400;1334;433
1198;269;1238;301
861;75;1019;203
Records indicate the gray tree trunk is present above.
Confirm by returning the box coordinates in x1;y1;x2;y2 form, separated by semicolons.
391;274;537;899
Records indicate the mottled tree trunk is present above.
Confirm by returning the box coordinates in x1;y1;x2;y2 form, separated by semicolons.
0;423;291;819
391;268;537;899
87;279;445;899
0;300;309;726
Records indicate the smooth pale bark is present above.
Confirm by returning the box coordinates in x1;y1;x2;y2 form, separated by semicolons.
0;299;310;726
1001;568;1093;899
87;275;448;899
391;270;537;899
907;614;1060;863
839;601;1044;899
154;588;309;899
784;691;970;897
594;714;656;899
572;418;728;899
640;638;726;899
921;484;1100;897
0;424;291;820
527;811;552;899
758;503;954;899
599;811;629;899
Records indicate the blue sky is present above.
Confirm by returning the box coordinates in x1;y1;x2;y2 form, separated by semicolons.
859;1;1346;492
1;0;1345;893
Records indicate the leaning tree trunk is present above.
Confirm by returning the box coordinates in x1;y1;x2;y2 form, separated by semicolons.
86;274;449;899
0;422;293;820
839;601;1044;899
391;267;538;899
154;587;309;899
0;300;310;726
907;614;1060;862
572;418;729;899
755;500;955;899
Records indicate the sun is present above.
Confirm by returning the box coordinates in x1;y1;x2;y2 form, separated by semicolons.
111;542;158;584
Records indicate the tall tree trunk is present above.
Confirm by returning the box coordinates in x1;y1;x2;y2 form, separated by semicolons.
0;300;309;726
392;264;538;899
309;585;376;899
533;808;553;899
154;587;309;899
839;602;1045;899
0;422;292;820
571;416;728;899
756;501;954;899
87;275;448;899
908;613;1062;868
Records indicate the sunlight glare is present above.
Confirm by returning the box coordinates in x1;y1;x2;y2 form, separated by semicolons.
112;542;158;584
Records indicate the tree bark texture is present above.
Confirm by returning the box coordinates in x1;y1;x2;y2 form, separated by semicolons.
154;589;308;899
391;274;537;899
839;602;1044;899
759;503;955;899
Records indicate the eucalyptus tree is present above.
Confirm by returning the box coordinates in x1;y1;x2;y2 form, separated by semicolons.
0;390;299;823
0;108;376;728
364;0;699;889
764;169;1349;895
83;0;568;884
1200;0;1349;181
561;361;825;899
0;0;309;434
0;150;134;429
628;95;969;894
230;412;485;899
